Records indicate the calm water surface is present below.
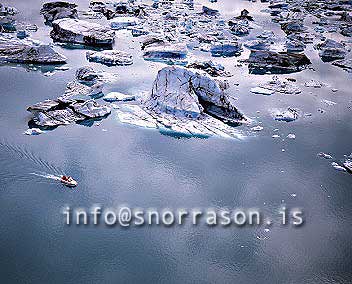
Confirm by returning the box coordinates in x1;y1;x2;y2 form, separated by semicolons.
0;0;351;283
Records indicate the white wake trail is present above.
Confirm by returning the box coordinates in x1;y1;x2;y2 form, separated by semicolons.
30;172;62;181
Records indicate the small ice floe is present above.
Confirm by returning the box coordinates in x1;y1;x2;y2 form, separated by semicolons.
251;125;263;132
287;133;296;139
332;58;352;73
250;87;274;95
43;71;56;77
86;50;133;66
304;79;325;88
244;39;270;51
316;39;347;62
17;30;29;39
210;41;242;57
273;108;298;122
258;76;301;95
103;92;135;102
110;17;138;30
331;162;347;172
143;43;188;63
318;152;333;159
24;128;44;135
322;99;337;106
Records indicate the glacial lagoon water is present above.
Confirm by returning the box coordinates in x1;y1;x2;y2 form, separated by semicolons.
0;0;352;283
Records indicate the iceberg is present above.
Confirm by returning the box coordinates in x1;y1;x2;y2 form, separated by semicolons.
51;18;115;46
86;50;133;66
103;92;135;102
110;17;138;30
0;35;67;64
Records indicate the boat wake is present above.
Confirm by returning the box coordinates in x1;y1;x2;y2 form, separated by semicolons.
0;140;65;184
30;172;62;181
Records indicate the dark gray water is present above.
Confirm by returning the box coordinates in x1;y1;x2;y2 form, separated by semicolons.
0;0;351;283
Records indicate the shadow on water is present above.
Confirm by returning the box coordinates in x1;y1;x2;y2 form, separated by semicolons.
55;41;113;51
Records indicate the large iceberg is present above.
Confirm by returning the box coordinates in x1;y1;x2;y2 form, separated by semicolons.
0;35;66;64
51;18;115;46
113;66;246;139
144;66;245;123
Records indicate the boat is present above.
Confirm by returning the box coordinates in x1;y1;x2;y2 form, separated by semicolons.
60;175;78;187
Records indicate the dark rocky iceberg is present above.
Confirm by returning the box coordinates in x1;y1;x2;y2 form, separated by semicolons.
245;50;311;74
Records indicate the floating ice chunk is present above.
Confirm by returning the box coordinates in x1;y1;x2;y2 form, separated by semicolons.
343;160;352;173
86;50;133;66
210;41;242;57
116;104;158;128
76;66;99;83
51;18;115;46
316;39;347;62
332;58;352;73
251;125;263;132
244;39;270;51
103;92;135;102
331;162;347;172
322;99;336;106
40;2;77;23
273;108;298;122
0;3;18;16
229;20;250;36
145;66;245;122
186;61;230;77
71;100;111;119
285;38;305;53
0;35;67;64
250;87;274;95
110;17;138;30
304;80;325;88
245;50;311;74
24;128;44;135
259;76;301;95
143;44;188;61
202;6;219;16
